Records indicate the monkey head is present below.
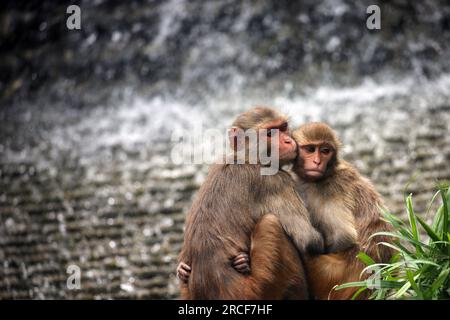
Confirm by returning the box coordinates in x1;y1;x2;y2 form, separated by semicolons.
292;122;341;181
229;107;297;165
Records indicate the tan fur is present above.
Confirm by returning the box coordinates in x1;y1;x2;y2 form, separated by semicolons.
293;123;393;300
293;122;342;154
179;107;323;299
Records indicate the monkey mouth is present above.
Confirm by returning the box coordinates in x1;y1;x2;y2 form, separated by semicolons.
305;169;324;175
283;144;297;157
281;149;297;160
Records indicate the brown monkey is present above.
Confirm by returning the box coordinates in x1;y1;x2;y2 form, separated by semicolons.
178;107;324;300
292;122;393;299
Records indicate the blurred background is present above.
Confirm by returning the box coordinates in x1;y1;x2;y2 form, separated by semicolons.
1;0;450;299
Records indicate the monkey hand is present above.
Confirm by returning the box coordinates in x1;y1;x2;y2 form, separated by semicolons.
232;252;250;274
177;262;191;283
305;230;326;255
325;241;358;254
324;232;358;254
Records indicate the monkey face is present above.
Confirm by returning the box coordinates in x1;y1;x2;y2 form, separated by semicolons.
263;122;297;162
298;142;334;180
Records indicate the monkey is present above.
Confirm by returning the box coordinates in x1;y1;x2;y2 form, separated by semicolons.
291;122;393;299
177;107;324;300
181;122;394;300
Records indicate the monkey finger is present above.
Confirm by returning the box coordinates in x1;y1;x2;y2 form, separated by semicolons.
234;262;251;272
234;254;250;262
237;265;251;274
235;253;249;260
180;266;191;274
233;257;248;266
179;269;191;277
180;263;191;271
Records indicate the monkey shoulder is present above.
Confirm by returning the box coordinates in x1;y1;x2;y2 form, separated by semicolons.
187;164;254;216
335;161;385;225
334;161;361;185
338;161;381;198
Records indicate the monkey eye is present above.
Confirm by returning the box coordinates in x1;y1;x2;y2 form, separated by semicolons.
303;145;316;153
320;147;332;155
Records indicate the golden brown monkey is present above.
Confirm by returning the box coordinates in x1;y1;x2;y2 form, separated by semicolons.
177;107;324;300
292;122;393;300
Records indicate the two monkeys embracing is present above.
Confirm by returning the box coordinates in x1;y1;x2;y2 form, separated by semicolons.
177;107;392;300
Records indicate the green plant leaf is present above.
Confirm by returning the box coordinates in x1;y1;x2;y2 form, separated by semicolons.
430;268;450;294
406;269;423;299
357;252;376;266
432;206;443;234
416;215;441;242
339;186;450;300
439;186;449;240
351;286;368;300
392;240;413;256
397;259;440;268
377;280;407;289
377;241;405;253
406;194;419;241
392;281;411;299
334;281;368;290
369;232;431;250
425;190;442;221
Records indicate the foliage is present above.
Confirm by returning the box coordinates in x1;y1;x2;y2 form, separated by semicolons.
335;184;450;300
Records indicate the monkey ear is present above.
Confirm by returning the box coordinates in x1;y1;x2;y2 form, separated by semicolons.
228;127;243;151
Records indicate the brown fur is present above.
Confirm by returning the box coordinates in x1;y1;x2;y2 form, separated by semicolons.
178;107;323;299
292;123;393;300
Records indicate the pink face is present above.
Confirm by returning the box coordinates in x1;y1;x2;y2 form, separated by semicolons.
263;121;297;161
298;142;334;179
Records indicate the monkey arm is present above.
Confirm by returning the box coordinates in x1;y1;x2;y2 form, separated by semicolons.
176;252;250;283
316;204;359;254
278;210;325;255
321;221;359;254
324;232;358;254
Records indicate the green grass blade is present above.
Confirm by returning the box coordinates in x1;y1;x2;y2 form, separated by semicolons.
377;241;405;253
430;268;450;294
380;210;413;238
376;280;408;289
440;187;449;240
369;232;431;250
360;263;391;279
334;281;368;290
432;206;443;233
416;215;441;242
357;252;376;266
392;281;411;299
392;240;413;255
339;186;450;300
406;269;423;299
406;194;419;240
425;190;443;221
351;287;368;300
397;259;440;268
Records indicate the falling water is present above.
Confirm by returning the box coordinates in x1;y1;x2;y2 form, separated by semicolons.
1;0;450;299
